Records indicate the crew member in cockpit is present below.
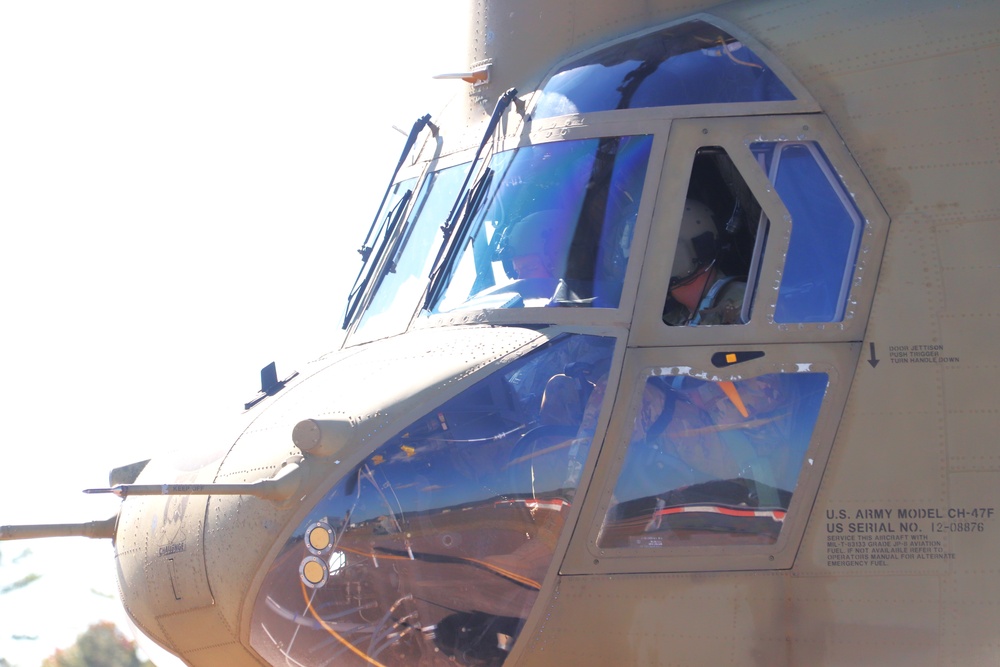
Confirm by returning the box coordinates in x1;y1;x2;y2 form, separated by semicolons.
663;200;746;326
495;210;568;280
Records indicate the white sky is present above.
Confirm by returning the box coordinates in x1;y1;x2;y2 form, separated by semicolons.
0;3;469;665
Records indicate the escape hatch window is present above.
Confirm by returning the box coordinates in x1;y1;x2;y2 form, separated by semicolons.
752;142;864;323
664;147;763;326
533;19;794;119
598;371;828;549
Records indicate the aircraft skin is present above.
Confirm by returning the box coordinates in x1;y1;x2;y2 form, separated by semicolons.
4;0;1000;665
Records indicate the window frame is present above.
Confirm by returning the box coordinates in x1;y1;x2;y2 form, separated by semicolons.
561;342;856;574
415;123;670;331
629;114;889;348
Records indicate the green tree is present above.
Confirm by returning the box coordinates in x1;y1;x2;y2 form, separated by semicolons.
41;622;153;667
1;546;42;667
0;547;41;595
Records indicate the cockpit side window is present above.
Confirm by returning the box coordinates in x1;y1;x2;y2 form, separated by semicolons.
250;334;616;666
598;371;827;548
661;141;866;329
428;135;653;313
664;147;764;326
751;142;864;323
533;19;794;119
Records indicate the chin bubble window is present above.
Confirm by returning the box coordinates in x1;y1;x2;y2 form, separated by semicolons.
599;371;827;548
251;334;615;667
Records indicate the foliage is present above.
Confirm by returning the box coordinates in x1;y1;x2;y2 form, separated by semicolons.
40;622;154;667
1;546;43;667
0;573;41;595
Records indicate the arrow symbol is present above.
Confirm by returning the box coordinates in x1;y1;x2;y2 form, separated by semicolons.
868;342;880;368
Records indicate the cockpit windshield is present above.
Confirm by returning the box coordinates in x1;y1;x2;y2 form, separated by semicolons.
352;162;471;342
343;178;416;328
427;134;653;314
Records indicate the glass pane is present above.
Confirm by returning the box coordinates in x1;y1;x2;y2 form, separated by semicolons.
534;20;793;119
353;162;470;341
429;135;653;313
752;142;864;323
344;177;417;326
599;371;827;548
251;334;616;666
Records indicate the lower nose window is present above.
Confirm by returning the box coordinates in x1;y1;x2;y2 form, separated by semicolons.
251;334;615;666
600;371;828;549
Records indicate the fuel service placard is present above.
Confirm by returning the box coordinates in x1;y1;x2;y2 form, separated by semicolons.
823;506;995;568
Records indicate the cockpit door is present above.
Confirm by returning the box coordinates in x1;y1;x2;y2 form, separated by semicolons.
629;113;888;347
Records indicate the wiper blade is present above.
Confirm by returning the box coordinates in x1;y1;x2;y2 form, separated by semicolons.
343;114;432;329
342;189;413;328
424;88;519;310
424;168;494;309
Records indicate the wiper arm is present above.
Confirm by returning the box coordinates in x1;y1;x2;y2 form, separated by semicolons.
360;114;432;260
342;188;413;328
343;114;432;329
424;88;519;310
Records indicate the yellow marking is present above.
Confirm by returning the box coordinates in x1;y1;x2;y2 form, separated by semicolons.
726;353;737;364
401;445;416;457
463;557;541;589
308;526;331;552
301;559;326;585
719;381;750;418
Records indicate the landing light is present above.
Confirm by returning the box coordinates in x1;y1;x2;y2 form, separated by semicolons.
299;556;329;588
305;521;333;555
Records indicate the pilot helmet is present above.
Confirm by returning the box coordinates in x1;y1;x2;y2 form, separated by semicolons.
670;199;718;284
494;209;569;278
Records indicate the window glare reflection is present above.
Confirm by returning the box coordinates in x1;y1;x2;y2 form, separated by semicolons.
533;19;794;119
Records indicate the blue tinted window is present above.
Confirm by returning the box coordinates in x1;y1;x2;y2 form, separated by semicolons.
250;334;615;666
344;177;417;327
533;20;793;119
752;143;864;323
353;162;470;341
600;372;827;548
429;135;653;313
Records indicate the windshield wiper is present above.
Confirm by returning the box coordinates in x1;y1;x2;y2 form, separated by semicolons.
424;88;519;311
343;114;432;329
342;188;413;328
